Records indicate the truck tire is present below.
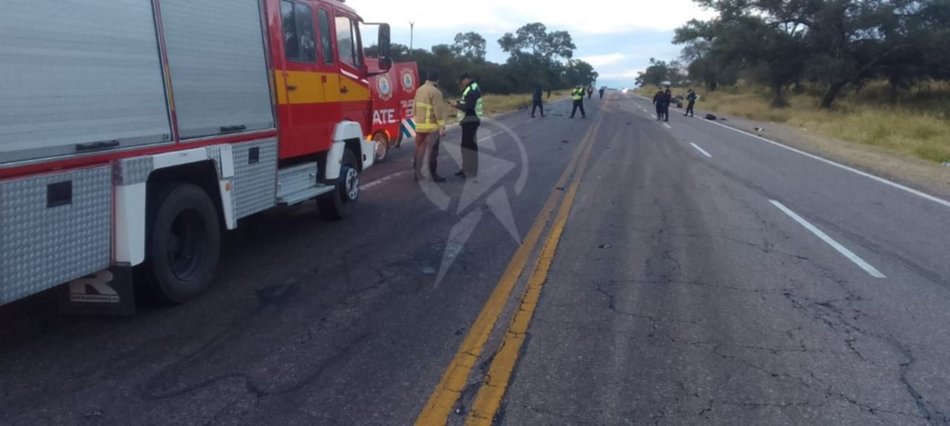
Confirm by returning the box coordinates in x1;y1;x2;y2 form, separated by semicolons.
144;183;221;304
373;132;389;162
318;150;359;221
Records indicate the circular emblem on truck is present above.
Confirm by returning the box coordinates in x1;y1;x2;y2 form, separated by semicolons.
377;75;393;101
401;70;415;93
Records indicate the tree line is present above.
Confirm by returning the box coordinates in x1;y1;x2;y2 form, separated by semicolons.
368;23;599;97
636;0;950;108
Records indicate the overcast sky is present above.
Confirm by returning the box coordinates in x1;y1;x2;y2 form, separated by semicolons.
349;0;715;88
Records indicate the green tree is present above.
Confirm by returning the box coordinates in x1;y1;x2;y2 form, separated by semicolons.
498;23;576;60
563;60;599;86
678;0;949;108
635;58;687;88
499;23;577;90
451;32;487;62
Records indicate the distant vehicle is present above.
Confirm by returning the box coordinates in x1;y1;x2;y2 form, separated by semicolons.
0;0;393;313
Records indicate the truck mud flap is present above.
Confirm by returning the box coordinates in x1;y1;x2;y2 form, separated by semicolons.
58;266;136;316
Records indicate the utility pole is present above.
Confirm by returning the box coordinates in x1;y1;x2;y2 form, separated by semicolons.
409;21;415;52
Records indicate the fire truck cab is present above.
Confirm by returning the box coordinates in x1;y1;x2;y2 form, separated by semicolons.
0;0;392;312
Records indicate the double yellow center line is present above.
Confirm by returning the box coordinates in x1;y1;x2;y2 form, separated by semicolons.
416;97;610;425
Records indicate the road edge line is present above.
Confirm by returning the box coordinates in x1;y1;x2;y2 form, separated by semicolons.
704;118;950;210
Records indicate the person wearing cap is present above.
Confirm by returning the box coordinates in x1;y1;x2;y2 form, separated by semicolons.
451;73;483;180
412;69;448;182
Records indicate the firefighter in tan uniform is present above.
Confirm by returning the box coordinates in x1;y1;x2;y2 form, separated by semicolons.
412;69;448;182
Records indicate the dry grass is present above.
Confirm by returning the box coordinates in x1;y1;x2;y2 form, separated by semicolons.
637;82;950;163
444;90;571;125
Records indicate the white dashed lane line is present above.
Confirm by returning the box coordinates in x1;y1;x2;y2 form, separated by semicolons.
690;143;712;158
770;200;886;279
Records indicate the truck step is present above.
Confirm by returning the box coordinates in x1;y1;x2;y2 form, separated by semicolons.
276;161;333;206
277;185;335;206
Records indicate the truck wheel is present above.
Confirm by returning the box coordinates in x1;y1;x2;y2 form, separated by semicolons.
144;183;221;304
373;132;389;162
318;150;359;221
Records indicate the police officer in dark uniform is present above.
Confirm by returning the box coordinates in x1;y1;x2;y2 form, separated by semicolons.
452;73;483;179
531;84;545;118
652;88;665;121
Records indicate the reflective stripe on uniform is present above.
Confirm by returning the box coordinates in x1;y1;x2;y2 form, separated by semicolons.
457;82;484;121
415;101;442;133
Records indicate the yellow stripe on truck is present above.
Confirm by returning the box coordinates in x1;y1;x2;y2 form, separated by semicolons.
274;70;370;105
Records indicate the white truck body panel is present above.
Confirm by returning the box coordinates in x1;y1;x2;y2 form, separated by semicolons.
0;1;172;165
161;0;275;139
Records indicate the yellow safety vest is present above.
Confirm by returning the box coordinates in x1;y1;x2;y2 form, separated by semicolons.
572;88;584;100
457;82;483;121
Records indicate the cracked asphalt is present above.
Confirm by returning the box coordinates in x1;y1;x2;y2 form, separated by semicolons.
499;95;950;425
2;93;950;425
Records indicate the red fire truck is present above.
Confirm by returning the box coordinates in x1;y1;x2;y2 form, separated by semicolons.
0;0;392;313
367;60;419;162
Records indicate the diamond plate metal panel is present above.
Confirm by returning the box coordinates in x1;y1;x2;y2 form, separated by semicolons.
0;166;112;304
232;139;277;219
114;156;153;185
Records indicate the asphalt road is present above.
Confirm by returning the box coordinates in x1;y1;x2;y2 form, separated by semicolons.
2;93;950;425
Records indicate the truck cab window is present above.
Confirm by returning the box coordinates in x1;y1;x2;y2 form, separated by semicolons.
281;0;315;63
335;16;359;68
318;9;333;64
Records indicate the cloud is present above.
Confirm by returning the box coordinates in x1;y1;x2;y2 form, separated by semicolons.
349;0;714;34
580;53;626;67
599;68;644;79
346;0;713;89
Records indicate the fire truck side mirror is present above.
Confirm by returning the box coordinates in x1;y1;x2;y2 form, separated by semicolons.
378;24;392;70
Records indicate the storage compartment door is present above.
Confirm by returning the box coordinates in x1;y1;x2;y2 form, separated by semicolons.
0;1;172;164
161;0;275;139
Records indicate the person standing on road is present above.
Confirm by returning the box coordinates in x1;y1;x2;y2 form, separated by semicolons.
452;73;483;180
652;88;664;121
570;85;587;119
587;85;594;99
684;88;697;117
599;86;605;99
411;69;448;182
659;88;672;122
531;84;545;118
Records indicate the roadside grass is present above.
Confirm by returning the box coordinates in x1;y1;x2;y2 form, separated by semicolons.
637;82;950;163
444;90;570;125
